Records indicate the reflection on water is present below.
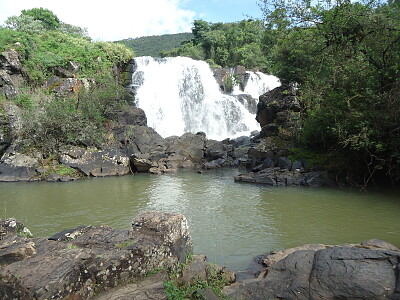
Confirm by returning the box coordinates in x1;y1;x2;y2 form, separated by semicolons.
0;169;399;270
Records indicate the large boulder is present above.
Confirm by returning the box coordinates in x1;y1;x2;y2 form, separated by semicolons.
165;132;206;167
256;85;300;129
224;240;400;300
0;211;193;300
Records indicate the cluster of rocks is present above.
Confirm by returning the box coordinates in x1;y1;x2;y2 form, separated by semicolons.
224;239;400;299
232;85;335;187
0;212;193;299
2;215;399;299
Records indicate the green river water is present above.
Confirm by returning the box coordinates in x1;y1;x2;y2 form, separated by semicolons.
0;168;399;271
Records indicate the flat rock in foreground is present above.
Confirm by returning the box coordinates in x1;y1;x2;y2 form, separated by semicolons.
0;211;193;300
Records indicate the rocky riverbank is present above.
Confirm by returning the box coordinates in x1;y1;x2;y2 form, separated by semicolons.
1;48;334;186
1;214;399;299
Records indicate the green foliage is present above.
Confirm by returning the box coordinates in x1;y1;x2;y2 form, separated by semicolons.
164;262;229;300
262;0;400;186
118;33;193;57
5;15;45;34
163;19;269;68
21;7;61;30
13;93;34;110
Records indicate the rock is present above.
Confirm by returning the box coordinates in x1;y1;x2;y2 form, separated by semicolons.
234;168;335;187
2;152;39;168
310;247;398;299
0;70;17;99
277;156;292;170
59;147;130;177
194;288;221;300
361;239;400;251
113;106;147;126
0;163;39;182
130;211;193;263
204;158;226;169
224;241;400;300
0;236;37;265
256;85;300;128
263;244;327;267
165;132;206;166
131;154;152;173
291;160;305;172
48;226;88;242
181;255;208;285
0;218;32;240
115;125;166;158
235;94;258;114
205;139;227;161
0;112;11;157
93;270;168;300
0;211;193;300
0;49;22;73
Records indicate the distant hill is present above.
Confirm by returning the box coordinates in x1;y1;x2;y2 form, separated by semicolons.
117;32;194;57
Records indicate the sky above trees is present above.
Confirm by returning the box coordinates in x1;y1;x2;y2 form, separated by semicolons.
0;0;262;41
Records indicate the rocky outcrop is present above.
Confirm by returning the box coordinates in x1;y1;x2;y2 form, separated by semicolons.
59;147;130;177
213;66;246;93
0;49;23;100
223;239;400;300
0;211;193;300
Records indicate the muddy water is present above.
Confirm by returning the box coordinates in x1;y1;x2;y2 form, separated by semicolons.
1;169;399;270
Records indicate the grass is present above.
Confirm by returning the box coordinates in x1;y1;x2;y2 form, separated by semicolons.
164;261;230;300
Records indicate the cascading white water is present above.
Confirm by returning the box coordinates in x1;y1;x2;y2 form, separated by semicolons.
131;56;280;140
232;71;281;99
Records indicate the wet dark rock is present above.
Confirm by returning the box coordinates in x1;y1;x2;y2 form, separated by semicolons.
224;240;400;300
0;211;193;300
234;168;335;187
277;156;292;170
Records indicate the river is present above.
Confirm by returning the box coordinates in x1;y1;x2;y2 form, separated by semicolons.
1;168;399;271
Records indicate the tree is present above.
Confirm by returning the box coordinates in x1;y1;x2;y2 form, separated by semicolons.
260;0;400;187
5;14;45;34
21;8;60;30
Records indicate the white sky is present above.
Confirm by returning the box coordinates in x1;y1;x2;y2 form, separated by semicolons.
0;0;198;41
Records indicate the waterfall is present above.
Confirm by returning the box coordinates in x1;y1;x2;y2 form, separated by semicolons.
233;71;281;100
131;56;280;140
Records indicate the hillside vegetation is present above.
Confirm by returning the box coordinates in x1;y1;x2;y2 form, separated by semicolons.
0;8;134;154
117;32;193;57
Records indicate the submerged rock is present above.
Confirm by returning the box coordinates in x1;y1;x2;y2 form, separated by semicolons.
0;211;193;300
